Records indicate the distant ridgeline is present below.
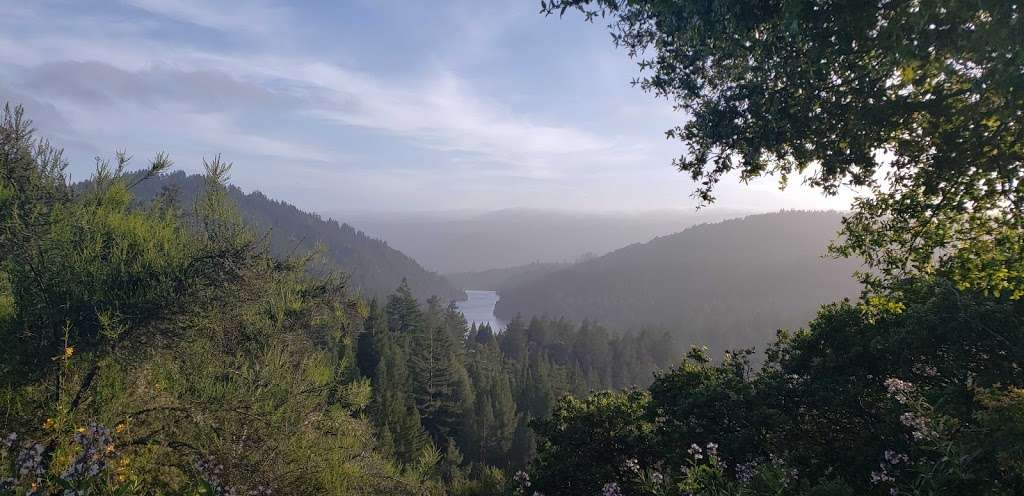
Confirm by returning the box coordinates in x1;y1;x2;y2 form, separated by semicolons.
114;170;464;302
446;261;572;293
494;211;863;351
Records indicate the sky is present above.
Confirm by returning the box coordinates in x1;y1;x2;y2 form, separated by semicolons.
0;0;852;214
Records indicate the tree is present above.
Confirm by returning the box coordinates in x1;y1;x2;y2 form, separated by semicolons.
0;104;437;494
542;0;1023;300
373;328;430;464
530;389;654;496
528;279;1024;495
410;297;472;446
357;298;386;379
387;279;423;335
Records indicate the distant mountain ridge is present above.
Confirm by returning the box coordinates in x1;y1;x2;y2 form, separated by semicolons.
125;171;464;302
446;261;572;292
493;211;862;351
334;207;747;274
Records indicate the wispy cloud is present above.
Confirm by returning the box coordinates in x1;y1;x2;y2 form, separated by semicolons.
0;5;628;182
0;0;848;212
123;0;289;36
302;66;613;178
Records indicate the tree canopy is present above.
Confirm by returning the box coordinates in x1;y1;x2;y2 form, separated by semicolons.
542;0;1023;299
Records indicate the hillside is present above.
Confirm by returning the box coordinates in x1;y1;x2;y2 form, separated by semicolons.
494;211;863;351
128;171;464;302
335;208;746;273
446;261;572;292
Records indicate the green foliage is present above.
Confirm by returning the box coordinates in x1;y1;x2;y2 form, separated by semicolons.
0;104;440;494
530;389;653;495
411;297;473;445
528;278;1024;495
123;170;464;302
543;0;1024;301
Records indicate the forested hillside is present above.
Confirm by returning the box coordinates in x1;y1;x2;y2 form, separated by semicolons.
357;284;680;475
342;208;742;273
126;171;463;302
495;211;863;350
446;262;571;292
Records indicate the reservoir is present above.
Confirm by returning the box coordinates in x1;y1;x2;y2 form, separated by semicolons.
456;290;507;332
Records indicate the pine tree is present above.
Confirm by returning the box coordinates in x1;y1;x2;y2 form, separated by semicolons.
386;278;422;335
356;298;385;379
509;413;535;468
373;331;428;463
485;373;517;464
410;297;472;446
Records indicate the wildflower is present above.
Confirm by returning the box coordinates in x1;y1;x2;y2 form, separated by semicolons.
14;442;46;480
63;423;114;480
884;378;915;404
870;469;895;484
622;458;640;473
513;470;531;488
41;418;55;430
688;443;703;459
650;471;664;484
735;460;758;483
705;442;719;457
64;346;74;360
899;412;936;440
883;450;908;465
195;455;229;495
1;432;16;452
600;482;623;496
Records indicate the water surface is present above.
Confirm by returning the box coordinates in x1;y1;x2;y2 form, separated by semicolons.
456;290;507;332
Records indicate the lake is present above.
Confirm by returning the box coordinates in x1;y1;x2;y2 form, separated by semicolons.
456;290;507;332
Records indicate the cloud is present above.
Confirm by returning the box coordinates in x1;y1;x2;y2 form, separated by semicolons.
21;61;296;111
299;64;618;179
0;1;851;213
123;0;289;36
2;12;629;181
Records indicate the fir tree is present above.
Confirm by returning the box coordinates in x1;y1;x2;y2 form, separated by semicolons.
410;297;472;446
373;331;429;463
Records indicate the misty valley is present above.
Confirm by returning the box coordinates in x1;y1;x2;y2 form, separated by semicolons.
1;1;1021;496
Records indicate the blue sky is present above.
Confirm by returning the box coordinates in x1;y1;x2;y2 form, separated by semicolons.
0;0;850;213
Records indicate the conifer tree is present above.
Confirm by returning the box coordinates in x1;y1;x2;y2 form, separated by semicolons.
373;331;429;463
509;413;535;468
386;278;422;336
356;298;386;379
410;297;472;446
485;373;517;464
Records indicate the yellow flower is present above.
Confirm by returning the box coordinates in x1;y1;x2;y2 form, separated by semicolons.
42;418;55;430
115;423;127;434
63;346;74;359
76;426;86;433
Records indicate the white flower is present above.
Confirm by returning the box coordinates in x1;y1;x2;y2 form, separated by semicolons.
884;378;916;404
623;458;640;473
